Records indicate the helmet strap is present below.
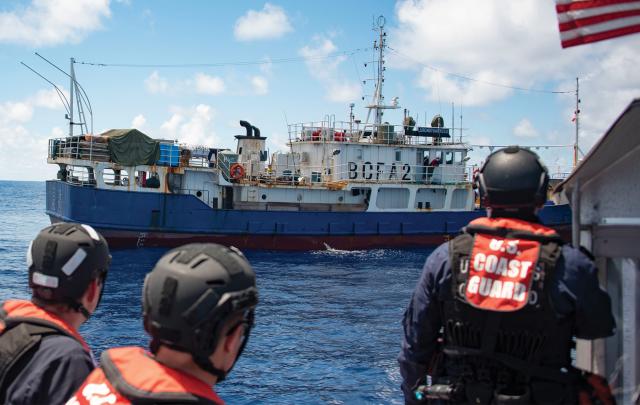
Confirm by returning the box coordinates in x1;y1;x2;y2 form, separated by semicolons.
193;355;228;382
72;301;92;320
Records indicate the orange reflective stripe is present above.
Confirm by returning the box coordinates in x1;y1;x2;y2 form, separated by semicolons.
70;368;129;405
469;217;558;236
104;347;223;404
1;300;89;352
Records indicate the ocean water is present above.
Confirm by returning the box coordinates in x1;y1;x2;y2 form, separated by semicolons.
0;181;432;404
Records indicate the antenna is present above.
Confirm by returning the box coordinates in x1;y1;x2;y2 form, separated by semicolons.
34;53;94;135
20;62;71;115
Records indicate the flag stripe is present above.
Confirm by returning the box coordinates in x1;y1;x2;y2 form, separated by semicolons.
560;14;640;40
557;2;640;23
556;0;639;13
556;0;640;47
559;9;640;30
561;23;640;46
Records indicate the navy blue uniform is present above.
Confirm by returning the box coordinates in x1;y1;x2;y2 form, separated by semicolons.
398;242;616;403
3;334;94;405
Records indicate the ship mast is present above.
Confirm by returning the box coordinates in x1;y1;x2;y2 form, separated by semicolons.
364;16;399;127
573;77;580;167
69;58;75;136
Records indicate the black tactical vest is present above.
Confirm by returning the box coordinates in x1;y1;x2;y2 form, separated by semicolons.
440;222;577;404
0;312;64;402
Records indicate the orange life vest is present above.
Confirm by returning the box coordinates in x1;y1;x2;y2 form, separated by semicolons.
460;217;560;312
0;299;89;352
69;347;224;405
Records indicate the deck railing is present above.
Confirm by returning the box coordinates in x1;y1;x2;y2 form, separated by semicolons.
48;136;110;162
287;121;467;146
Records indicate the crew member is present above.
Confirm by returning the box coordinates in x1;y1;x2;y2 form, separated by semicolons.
68;243;258;405
399;146;616;404
0;223;110;405
426;156;440;183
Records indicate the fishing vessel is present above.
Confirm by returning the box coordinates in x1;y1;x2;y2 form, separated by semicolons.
44;18;570;250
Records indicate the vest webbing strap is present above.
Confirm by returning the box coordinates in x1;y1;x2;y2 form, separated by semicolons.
0;322;62;401
464;224;564;244
443;346;577;384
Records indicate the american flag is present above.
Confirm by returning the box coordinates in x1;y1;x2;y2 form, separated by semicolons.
556;0;640;48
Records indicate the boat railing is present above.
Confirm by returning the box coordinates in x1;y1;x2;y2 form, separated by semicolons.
48;136;219;170
548;166;574;180
288;121;464;146
48;136;110;162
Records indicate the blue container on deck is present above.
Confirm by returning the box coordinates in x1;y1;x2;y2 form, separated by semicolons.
158;143;180;167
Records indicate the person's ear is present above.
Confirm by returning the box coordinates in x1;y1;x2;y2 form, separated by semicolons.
223;324;243;353
83;278;101;309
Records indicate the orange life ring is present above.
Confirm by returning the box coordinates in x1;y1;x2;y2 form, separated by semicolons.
230;163;245;180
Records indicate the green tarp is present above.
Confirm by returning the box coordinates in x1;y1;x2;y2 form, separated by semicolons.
103;129;160;166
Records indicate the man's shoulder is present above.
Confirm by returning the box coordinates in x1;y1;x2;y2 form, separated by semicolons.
36;333;91;362
430;241;450;260
559;244;596;271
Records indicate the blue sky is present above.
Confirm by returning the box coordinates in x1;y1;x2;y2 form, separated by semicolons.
1;0;639;180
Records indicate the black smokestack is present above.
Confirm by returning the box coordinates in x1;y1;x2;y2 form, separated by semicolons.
252;125;261;138
239;120;253;137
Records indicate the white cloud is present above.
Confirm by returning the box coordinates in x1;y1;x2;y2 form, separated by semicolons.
31;88;66;109
391;0;640;153
234;3;293;41
513;118;539;138
299;37;345;81
145;71;168;94
161;113;183;134
251;76;269;95
194;73;225;95
266;132;290;153
299;36;361;103
131;114;146;129
0;102;34;123
391;0;581;106
0;123;57;180
0;0;111;47
0;87;66;125
417;70;512;107
573;40;640;148
327;82;360;103
160;105;217;146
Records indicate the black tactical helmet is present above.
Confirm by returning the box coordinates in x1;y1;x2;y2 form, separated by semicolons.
143;243;258;381
475;146;549;209
28;222;111;317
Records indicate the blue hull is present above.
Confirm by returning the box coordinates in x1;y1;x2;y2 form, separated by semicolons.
45;181;572;250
